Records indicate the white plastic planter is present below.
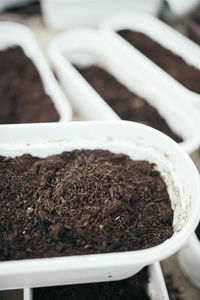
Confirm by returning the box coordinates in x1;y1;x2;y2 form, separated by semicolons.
48;28;200;154
178;233;200;289
0;22;72;122
41;0;162;30
0;120;199;290
23;263;170;300
100;12;200;108
0;0;35;12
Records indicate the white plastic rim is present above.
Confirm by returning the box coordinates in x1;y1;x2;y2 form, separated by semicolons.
0;21;72;123
23;263;169;300
48;28;200;154
0;120;199;290
178;232;200;289
99;12;200;108
41;0;162;29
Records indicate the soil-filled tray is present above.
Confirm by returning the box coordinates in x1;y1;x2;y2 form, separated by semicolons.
0;149;174;261
100;13;200;107
76;65;182;143
24;263;169;300
117;29;200;95
48;28;200;154
0;22;72;123
0;46;59;124
0;121;199;290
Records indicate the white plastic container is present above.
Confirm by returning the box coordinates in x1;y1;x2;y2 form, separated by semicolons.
0;22;72;122
178;233;200;289
0;120;199;290
100;12;200;108
48;28;200;154
0;0;35;12
23;262;170;300
41;0;163;30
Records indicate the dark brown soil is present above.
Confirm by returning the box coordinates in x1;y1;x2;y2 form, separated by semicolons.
165;274;183;300
4;1;40;15
118;30;200;94
195;222;200;239
77;66;183;143
0;46;59;124
33;267;150;300
0;149;173;261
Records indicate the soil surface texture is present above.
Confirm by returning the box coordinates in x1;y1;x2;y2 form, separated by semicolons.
0;46;59;123
0;149;173;261
33;267;150;300
118;30;200;94
77;65;183;143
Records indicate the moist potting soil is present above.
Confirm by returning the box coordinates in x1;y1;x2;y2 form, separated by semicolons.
77;65;183;143
118;30;200;94
0;149;173;261
0;46;59;124
33;267;150;300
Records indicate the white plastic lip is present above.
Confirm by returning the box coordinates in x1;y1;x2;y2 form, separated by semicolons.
48;28;120;121
41;0;162;30
99;12;200;106
23;262;170;300
48;27;200;154
0;121;199;289
0;21;72;123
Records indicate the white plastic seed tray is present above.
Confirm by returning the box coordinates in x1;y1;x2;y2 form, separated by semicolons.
48;28;200;154
178;232;200;289
0;22;72;123
0;121;200;290
0;0;35;12
41;0;162;30
100;12;200;108
23;262;170;300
